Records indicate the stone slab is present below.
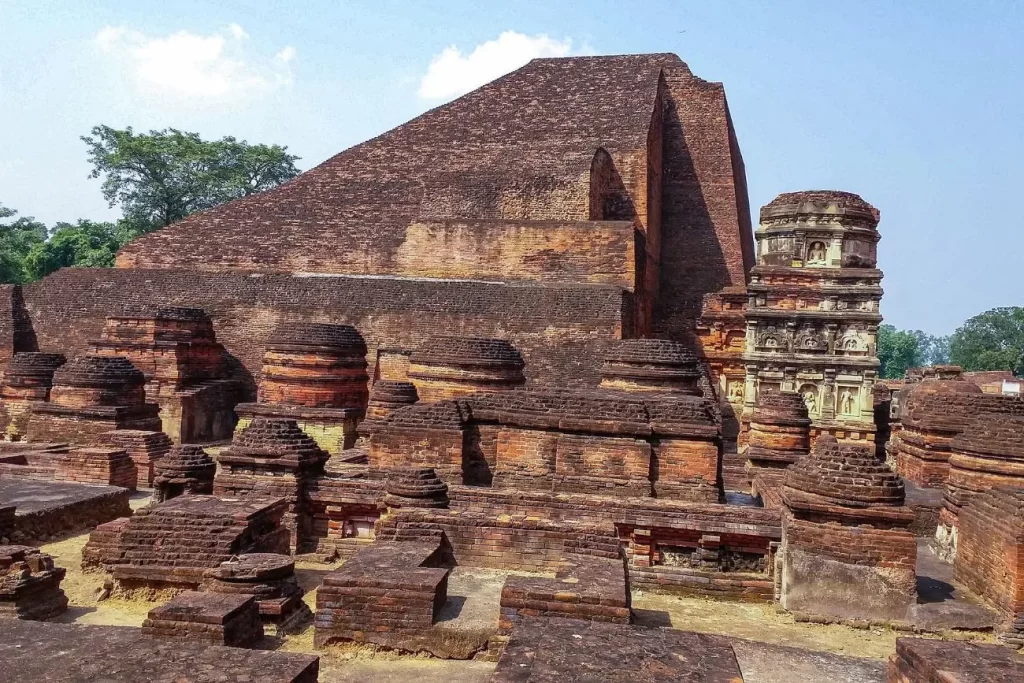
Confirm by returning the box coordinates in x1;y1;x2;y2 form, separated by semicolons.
0;477;125;514
0;619;318;682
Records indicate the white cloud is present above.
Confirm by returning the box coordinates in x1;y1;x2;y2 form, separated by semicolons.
95;24;295;99
418;30;589;100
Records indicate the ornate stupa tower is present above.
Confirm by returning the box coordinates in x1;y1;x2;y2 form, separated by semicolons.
741;191;882;448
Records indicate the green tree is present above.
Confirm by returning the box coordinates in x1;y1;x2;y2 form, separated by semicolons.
877;324;923;378
910;330;952;366
24;219;140;280
0;203;47;284
81;126;300;230
949;307;1024;375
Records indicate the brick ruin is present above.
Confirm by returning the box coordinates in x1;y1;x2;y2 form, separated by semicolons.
888;637;1024;682
953;487;1024;646
742;191;882;450
780;436;917;621
89;306;238;443
0;545;67;620
937;415;1024;557
236;323;369;455
0;352;65;441
213;418;330;548
406;336;526;402
152;444;216;502
26;354;162;443
4;51;1024;678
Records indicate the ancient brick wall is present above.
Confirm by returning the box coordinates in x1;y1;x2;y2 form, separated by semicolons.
655;65;754;341
22;268;628;397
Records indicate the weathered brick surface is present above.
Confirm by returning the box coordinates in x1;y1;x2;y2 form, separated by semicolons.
781;436;917;621
954;487;1024;644
894;379;1023;487
746;389;811;476
492;617;745;682
0;352;65;440
887;637;1024;682
599;338;701;393
99;429;173;487
498;553;631;634
143;591;264;647
91;495;291;591
213;418;330;549
153;445;215;502
0;545;68;620
202;553;310;634
0;619;320;682
258;323;368;409
314;539;449;648
21;268;627;392
88;307;238;443
408;336;525;402
55;446;137;490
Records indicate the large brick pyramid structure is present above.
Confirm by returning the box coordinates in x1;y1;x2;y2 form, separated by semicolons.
1;53;753;394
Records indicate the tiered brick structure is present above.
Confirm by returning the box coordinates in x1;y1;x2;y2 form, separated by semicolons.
742;191;882;449
370;389;722;501
780;435;917;621
355;380;418;444
937;415;1024;556
89;307;238;443
236;323;369;454
383;467;450;509
0;545;68;620
152;445;215;502
26;355;161;443
0;352;66;441
745;390;811;476
599;338;700;393
214;418;329;549
142;591;264;647
407;336;525;402
99;429;173;487
54;447;137;490
893;378;1023;487
202;554;310;634
86;495;290;593
887;637;1024;682
953;487;1024;645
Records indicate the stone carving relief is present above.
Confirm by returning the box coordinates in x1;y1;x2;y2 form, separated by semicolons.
807;241;827;264
795;328;825;352
799;383;819;415
757;326;784;352
727;381;744;402
839;388;857;415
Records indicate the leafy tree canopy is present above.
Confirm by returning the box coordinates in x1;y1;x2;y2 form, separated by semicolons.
81;125;300;229
878;323;923;379
0;203;48;284
949;307;1024;375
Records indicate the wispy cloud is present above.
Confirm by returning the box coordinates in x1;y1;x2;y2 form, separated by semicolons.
418;30;590;100
95;24;295;100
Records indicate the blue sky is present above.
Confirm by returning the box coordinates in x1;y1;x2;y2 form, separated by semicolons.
1;1;1021;335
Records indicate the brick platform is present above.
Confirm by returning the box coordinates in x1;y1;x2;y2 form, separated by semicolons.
0;619;319;682
143;591;264;647
99;429;173;487
498;553;630;635
887;637;1024;682
202;553;310;635
0;478;131;545
54;446;137;490
491;617;745;682
314;538;450;649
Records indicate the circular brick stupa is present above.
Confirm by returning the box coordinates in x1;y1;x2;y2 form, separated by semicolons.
383;467;450;509
357;380;419;444
938;415;1024;554
599;339;701;394
258;323;369;410
26;355;162;443
203;553;310;634
0;352;66;440
408;336;525;402
780;435;917;621
746;390;811;472
49;355;150;408
153;445;216;503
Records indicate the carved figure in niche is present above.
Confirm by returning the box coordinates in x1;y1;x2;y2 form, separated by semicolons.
843;337;859;350
727;382;744;401
840;389;855;415
807;241;827;263
765;337;778;348
799;384;818;414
